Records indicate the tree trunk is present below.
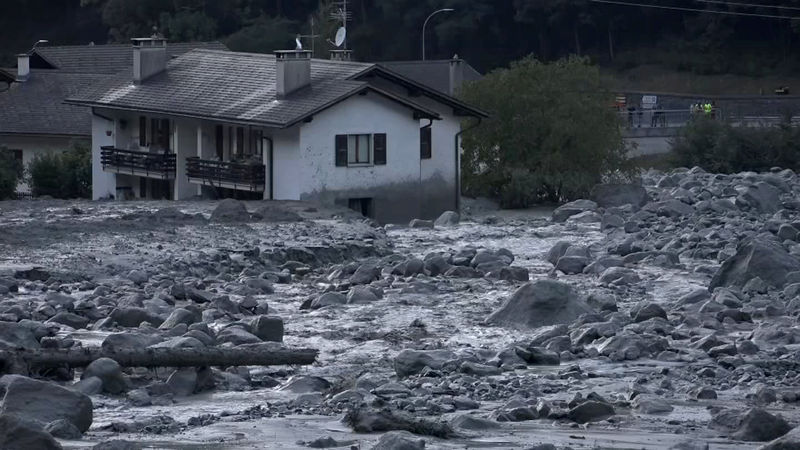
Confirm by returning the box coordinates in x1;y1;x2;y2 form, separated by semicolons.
574;23;581;56
0;344;318;375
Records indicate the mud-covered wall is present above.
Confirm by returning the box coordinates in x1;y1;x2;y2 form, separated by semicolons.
272;127;301;200
292;92;454;223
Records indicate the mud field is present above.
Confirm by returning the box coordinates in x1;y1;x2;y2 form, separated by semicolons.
2;167;800;449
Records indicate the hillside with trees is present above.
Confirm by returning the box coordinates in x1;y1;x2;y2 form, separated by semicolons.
3;0;800;82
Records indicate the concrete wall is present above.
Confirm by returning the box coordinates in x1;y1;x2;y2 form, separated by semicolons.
174;119;196;200
0;134;87;194
92;111;116;199
292;92;451;223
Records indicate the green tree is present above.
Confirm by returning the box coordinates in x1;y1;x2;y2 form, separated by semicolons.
459;55;630;207
0;148;22;200
27;143;91;199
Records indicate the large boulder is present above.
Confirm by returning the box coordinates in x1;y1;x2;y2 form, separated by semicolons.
592;183;649;208
371;431;426;450
552;200;597;223
109;307;164;328
210;199;252;222
0;414;63;450
250;316;284;342
0;376;92;432
82;358;127;394
732;408;791;442
737;182;781;214
0;322;40;349
760;426;800;449
394;349;457;378
487;280;593;330
710;238;800;290
434;211;460;227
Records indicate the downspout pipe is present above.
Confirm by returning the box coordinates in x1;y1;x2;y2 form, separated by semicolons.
454;117;481;212
420;119;433;218
264;136;274;200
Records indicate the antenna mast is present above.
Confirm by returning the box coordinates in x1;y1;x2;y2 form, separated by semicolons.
329;0;351;49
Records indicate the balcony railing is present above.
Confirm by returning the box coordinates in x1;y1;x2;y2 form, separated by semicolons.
186;157;265;192
100;146;176;180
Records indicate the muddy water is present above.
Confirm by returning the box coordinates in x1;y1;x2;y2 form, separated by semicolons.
0;200;780;449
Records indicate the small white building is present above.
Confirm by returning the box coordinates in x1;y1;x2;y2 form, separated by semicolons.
67;39;486;223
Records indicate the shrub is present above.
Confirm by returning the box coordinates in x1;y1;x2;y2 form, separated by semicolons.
459;55;632;208
671;117;800;173
27;143;91;198
0;147;22;200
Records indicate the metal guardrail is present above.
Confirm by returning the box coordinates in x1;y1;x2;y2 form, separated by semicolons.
100;146;176;179
186;157;265;193
618;109;720;128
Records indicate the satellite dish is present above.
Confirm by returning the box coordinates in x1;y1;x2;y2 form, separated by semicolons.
334;27;346;47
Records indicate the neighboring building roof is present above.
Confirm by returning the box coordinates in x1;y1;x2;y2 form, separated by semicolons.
31;42;228;74
379;59;482;95
0;70;104;136
67;49;457;128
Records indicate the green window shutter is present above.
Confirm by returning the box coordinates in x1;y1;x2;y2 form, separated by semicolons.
335;134;348;166
373;133;387;165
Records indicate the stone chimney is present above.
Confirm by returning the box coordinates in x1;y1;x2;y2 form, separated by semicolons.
329;50;353;62
132;37;167;84
275;50;312;97
16;54;30;82
448;54;463;96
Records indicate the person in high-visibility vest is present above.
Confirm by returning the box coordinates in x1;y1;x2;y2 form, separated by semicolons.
704;103;712;115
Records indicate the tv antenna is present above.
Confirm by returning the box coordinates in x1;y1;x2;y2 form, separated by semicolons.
328;0;351;49
299;16;320;55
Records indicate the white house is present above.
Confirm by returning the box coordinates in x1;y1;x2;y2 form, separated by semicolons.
0;41;226;194
66;38;487;223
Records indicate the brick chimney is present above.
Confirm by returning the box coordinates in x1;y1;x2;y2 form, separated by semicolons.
275;50;312;97
448;54;463;96
132;37;167;84
329;50;353;61
16;54;30;82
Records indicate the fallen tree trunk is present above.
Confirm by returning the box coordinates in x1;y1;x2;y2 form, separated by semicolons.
0;344;318;374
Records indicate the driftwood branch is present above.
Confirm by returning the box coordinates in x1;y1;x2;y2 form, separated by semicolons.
0;344;318;374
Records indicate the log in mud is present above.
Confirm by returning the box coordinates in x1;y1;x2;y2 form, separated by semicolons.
0;344;318;374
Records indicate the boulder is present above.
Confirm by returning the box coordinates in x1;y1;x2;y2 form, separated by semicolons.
0;414;63;450
158;308;196;330
737;182;781;214
487;280;593;330
371;431;426;450
47;312;90;330
280;376;331;394
732;408;791;442
634;303;667;322
45;418;82;440
546;241;573;265
166;368;197;397
760;426;800;450
109;307;163;328
1;376;92;432
252;204;303;222
567;401;615;424
311;292;347;309
593;183;649;208
710;238;800;290
210;199;252;222
552;200;597;223
409;219;434;229
434;211;460;227
394;349;456;378
632;395;673;414
347;286;379;304
82;357;127;394
250;315;284;342
0;322;40;349
555;256;588;274
101;332;164;352
216;327;261;346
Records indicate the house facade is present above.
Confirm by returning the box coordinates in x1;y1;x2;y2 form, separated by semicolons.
67;39;486;223
0;41;226;194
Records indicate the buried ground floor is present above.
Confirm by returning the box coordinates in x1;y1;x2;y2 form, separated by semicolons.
90;98;461;223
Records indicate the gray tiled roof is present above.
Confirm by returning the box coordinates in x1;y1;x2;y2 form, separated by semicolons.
380;59;482;95
0;70;104;136
34;42;228;74
67;50;442;127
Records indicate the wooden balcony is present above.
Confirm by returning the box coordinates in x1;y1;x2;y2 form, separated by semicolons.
100;146;176;180
186;157;265;192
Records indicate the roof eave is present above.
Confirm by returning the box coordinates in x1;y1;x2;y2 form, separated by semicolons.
352;65;489;119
